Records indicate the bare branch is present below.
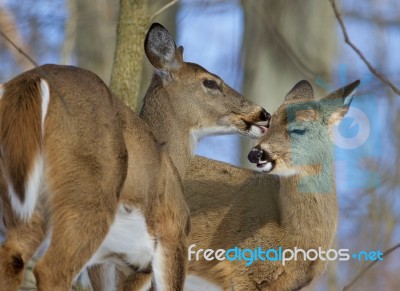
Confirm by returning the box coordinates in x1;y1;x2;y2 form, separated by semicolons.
0;30;38;68
343;243;400;290
0;7;36;70
151;0;178;21
328;0;400;96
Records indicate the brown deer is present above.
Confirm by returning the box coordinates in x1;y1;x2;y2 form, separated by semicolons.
0;23;269;291
119;80;360;290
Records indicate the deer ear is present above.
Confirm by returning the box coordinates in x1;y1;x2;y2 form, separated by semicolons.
285;80;314;101
322;80;360;124
144;23;183;72
324;80;360;106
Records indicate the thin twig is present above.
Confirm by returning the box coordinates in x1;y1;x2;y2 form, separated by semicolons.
343;243;400;290
328;0;400;96
0;29;69;109
0;30;38;67
151;0;178;21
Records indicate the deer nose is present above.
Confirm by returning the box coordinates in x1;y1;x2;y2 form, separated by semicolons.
259;108;271;127
248;146;264;163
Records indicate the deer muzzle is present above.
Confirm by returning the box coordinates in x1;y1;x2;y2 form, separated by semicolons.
248;146;275;172
244;107;271;138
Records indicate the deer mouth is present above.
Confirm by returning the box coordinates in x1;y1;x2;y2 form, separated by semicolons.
217;112;270;138
241;108;271;138
244;118;269;138
254;121;269;133
247;146;275;172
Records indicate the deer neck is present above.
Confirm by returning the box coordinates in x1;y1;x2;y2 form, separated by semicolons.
140;82;194;179
277;164;338;239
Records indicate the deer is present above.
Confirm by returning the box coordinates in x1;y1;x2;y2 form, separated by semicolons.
0;23;270;291
117;79;360;290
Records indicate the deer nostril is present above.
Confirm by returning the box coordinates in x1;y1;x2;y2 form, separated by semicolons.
248;146;264;163
260;108;271;125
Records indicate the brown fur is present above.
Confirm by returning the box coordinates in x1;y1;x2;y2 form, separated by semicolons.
0;78;42;203
183;80;359;291
0;244;24;290
122;80;359;290
0;23;268;291
89;23;268;290
0;64;129;291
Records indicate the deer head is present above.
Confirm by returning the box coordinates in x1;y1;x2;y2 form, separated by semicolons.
141;23;271;141
248;80;360;177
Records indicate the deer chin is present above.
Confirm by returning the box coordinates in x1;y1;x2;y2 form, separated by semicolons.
257;160;275;172
272;169;299;177
259;158;299;176
269;164;300;177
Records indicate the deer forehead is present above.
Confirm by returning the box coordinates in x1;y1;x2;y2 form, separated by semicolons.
179;63;221;82
271;101;320;126
295;109;319;122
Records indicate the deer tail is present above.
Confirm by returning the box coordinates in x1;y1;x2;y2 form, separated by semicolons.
0;78;50;221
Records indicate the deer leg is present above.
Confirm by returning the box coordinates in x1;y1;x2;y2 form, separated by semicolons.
0;244;24;291
0;208;47;291
87;264;106;291
150;236;187;291
33;199;116;291
33;165;124;290
120;270;151;291
88;263;125;291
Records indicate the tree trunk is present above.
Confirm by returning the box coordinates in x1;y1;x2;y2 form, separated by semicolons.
110;0;149;110
75;0;117;83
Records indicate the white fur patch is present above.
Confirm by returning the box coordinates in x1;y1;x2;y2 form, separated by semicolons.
248;125;265;138
87;205;154;270
8;155;43;221
191;123;266;151
93;263;117;291
273;168;298;177
191;126;235;141
258;161;273;172
152;242;166;291
191;126;235;151
40;79;50;133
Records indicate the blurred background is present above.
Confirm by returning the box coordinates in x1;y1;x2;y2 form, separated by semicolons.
0;0;399;290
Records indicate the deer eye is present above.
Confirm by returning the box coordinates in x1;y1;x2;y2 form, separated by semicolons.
203;79;219;90
289;128;306;135
288;122;307;135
